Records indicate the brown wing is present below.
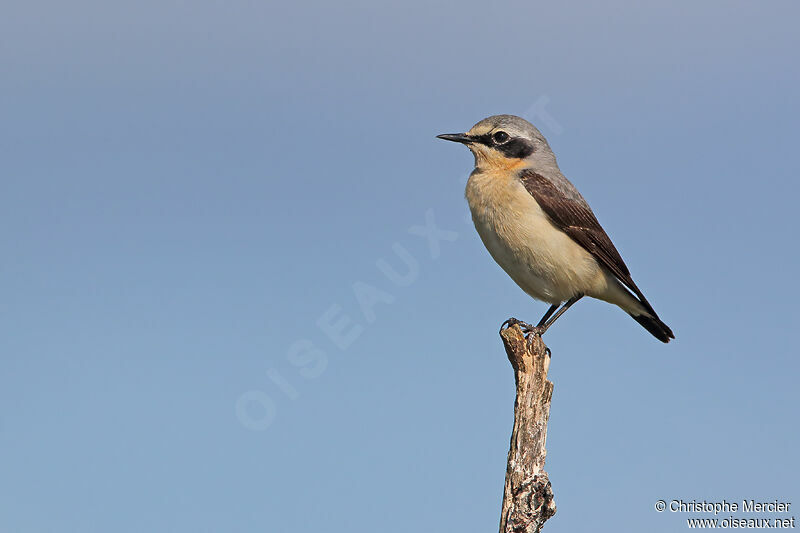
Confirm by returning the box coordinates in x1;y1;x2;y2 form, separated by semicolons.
518;170;658;316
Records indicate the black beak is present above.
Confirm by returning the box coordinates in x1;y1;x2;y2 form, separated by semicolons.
436;133;475;144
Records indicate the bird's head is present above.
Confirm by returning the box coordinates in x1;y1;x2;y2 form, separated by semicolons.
438;114;557;171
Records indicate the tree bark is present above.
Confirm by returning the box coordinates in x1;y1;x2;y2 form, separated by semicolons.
498;324;556;533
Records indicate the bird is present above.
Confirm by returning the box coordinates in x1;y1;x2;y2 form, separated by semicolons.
437;114;674;342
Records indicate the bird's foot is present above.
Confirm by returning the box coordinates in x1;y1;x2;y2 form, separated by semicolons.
500;317;543;336
523;328;553;356
501;317;531;333
500;318;551;355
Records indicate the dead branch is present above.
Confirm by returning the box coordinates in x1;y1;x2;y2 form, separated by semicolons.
498;325;556;533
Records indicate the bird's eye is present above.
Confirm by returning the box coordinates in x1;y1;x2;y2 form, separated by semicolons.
492;131;510;144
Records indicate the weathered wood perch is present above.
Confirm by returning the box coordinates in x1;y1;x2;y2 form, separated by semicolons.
498;324;556;533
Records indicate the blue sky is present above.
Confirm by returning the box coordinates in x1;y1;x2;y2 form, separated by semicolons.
2;1;799;532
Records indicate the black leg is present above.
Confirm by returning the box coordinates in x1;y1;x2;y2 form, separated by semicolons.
538;294;584;334
536;304;560;327
501;294;584;338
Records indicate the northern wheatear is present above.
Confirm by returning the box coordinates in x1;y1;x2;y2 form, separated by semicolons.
438;114;674;342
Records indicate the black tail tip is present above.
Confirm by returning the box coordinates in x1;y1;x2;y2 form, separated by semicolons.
630;313;675;343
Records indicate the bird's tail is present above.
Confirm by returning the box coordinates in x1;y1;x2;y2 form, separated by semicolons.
629;312;674;343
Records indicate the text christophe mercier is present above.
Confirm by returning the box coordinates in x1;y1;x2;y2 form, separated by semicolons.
655;499;792;515
669;500;791;514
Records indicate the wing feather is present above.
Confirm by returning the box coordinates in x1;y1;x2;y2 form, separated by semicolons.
518;170;658;316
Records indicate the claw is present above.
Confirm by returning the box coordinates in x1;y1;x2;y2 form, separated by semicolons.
524;326;543;342
523;325;545;336
500;317;530;333
524;329;552;357
501;317;536;332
